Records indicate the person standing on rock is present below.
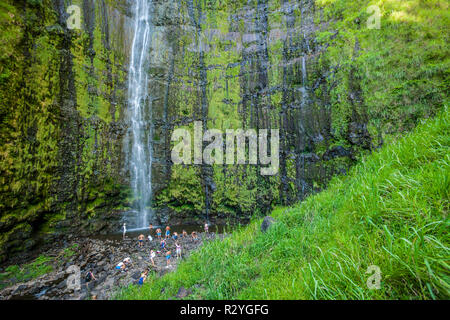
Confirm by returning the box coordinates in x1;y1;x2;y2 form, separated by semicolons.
149;250;156;267
176;242;182;259
160;239;166;251
156;228;162;240
122;223;127;240
165;226;171;239
191;231;198;242
138;234;145;248
85;271;96;291
166;250;172;267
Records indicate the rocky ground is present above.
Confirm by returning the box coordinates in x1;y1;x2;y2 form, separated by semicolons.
0;232;225;300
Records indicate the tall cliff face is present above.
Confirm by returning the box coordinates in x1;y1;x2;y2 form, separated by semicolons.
0;0;447;261
145;0;447;225
0;0;133;261
146;0;338;223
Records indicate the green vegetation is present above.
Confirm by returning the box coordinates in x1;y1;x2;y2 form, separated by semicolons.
316;0;449;144
0;243;78;290
62;243;79;259
0;255;53;290
116;108;449;300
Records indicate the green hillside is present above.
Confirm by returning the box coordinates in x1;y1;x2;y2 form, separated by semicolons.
116;107;449;300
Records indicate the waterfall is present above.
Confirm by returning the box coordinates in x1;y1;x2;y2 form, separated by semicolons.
125;0;153;230
299;55;308;107
302;55;308;100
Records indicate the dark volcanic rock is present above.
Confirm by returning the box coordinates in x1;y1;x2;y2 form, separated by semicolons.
322;146;351;161
131;271;141;280
261;216;276;233
176;286;192;299
0;232;226;300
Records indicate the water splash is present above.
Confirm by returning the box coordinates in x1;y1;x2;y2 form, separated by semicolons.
125;0;153;229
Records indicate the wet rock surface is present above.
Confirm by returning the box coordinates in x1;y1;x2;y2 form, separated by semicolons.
0;232;225;300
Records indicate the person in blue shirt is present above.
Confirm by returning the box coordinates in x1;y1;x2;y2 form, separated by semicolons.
160;239;166;251
138;270;148;285
156;228;162;239
166;251;172;267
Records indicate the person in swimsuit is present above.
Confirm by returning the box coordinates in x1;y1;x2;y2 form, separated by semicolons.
176;242;182;259
149;223;153;235
156;228;162;240
165;226;171;239
191;231;198;241
122;223;127;240
138;234;145;248
172;232;178;241
149;250;156;267
204;222;209;234
116;261;125;271
166;251;172;267
182;230;188;238
123;257;132;268
160;239;166;251
138;270;149;286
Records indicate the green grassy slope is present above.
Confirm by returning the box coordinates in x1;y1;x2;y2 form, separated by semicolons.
116;108;449;300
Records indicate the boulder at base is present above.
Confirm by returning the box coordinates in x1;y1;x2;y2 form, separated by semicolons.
261;216;276;233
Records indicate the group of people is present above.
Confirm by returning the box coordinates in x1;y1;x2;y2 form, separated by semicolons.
118;222;210;285
82;222;211;295
122;223;209;242
114;256;149;287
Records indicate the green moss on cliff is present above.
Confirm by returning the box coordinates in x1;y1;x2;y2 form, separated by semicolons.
0;0;129;261
316;0;449;142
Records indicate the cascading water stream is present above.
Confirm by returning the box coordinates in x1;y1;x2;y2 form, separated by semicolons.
125;0;153;230
300;55;308;104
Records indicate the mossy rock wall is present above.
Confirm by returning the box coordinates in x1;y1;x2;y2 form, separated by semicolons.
0;0;448;261
146;0;448;224
0;0;133;261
